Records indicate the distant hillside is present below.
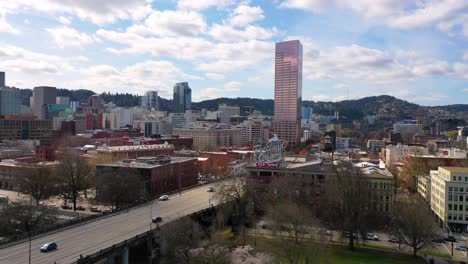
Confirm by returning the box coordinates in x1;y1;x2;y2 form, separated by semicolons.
17;88;467;121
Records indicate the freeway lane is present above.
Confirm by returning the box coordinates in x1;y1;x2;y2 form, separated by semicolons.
0;184;215;264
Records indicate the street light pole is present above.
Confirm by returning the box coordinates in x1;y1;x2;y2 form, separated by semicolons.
16;229;31;264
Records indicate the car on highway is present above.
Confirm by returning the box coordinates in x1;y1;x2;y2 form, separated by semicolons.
456;245;467;251
159;195;169;201
40;242;57;253
152;216;162;223
207;187;214;192
366;233;379;241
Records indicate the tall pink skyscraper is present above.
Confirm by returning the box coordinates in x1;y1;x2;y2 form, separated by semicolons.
274;40;302;149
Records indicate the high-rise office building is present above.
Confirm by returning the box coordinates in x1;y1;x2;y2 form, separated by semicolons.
141;91;159;110
32;86;57;119
0;87;21;115
56;96;70;106
0;72;5;87
173;82;191;113
273;40;302;148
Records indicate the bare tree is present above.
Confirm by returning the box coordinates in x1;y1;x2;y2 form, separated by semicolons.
96;168;144;210
320;161;375;250
16;165;57;205
268;201;319;264
392;197;439;257
0;201;56;236
55;152;93;211
214;177;254;233
158;218;202;264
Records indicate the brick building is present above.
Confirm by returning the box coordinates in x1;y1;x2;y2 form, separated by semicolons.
96;156;199;197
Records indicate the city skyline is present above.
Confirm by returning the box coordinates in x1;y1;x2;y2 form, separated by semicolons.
0;1;467;105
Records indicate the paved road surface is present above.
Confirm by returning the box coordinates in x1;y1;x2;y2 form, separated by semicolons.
0;184;214;264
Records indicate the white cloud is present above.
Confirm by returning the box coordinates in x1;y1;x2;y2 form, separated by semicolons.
228;5;264;27
206;73;225;80
462;88;468;93
177;0;234;10
58;16;71;25
194;81;242;101
334;83;348;89
280;0;468;37
209;24;277;42
0;14;18;34
127;10;207;37
47;26;95;48
412;60;451;77
454;63;468;79
0;0;153;25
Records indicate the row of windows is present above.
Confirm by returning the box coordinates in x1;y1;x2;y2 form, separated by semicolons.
448;204;468;211
448;214;468;221
451;176;468;182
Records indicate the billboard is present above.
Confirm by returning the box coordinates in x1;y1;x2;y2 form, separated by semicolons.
253;139;286;167
322;130;336;152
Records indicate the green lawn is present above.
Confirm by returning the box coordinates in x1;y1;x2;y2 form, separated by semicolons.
247;236;426;264
328;247;427;264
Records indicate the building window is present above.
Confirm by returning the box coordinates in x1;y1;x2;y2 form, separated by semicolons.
449;195;453;201
460;214;463;220
454;204;458;210
461;195;464;202
448;214;452;220
460;177;463;181
465;177;468;182
455;187;459;192
449;187;453;191
462;188;465;192
454;177;456;181
449;204;452;210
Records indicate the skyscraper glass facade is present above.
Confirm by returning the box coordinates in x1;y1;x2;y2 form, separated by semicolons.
173;82;191;113
274;40;303;148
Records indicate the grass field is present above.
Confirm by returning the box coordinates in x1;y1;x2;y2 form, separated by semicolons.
328;247;427;264
248;236;426;264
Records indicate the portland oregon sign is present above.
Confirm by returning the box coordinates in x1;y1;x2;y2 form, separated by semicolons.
253;136;286;168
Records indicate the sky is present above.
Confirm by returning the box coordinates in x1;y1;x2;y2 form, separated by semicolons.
0;0;467;105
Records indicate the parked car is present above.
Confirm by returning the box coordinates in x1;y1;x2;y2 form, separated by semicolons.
445;236;457;242
40;243;57;253
61;204;72;210
456;245;467;251
90;206;101;213
388;235;403;243
432;237;446;243
366;233;379;241
342;231;358;239
159;195;169;201
47;203;58;209
77;205;86;211
207;187;214;192
152;216;162;223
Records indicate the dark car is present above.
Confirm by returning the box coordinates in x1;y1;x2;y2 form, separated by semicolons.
61;204;72;210
77;205;86;211
432;237;446;243
445;236;457;242
152;217;162;223
40;243;57;253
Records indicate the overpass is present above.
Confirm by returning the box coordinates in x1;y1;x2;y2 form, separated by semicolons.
0;184;216;264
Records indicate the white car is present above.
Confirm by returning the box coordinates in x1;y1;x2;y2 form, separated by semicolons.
366;233;379;241
159;195;169;201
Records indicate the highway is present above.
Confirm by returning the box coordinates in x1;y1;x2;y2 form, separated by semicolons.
0;184;215;264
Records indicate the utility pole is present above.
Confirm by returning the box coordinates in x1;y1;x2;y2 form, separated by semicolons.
16;229;31;264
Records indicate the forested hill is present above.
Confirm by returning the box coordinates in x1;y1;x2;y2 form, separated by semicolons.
18;88;467;121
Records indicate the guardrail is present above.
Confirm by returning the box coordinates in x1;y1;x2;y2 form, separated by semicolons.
74;207;217;264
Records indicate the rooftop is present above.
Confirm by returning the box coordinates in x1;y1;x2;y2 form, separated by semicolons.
97;143;174;153
98;156;196;169
439;167;468;173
